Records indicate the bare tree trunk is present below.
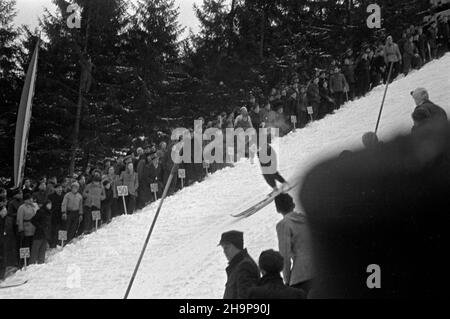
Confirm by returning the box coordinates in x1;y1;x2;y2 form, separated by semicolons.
69;82;84;175
69;3;91;175
259;9;266;59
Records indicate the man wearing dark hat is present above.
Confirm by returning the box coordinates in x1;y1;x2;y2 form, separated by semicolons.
219;231;259;299
248;250;306;299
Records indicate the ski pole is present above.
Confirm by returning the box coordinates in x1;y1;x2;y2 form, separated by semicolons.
124;164;179;299
375;62;394;135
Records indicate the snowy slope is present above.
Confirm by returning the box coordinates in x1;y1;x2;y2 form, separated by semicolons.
2;54;450;299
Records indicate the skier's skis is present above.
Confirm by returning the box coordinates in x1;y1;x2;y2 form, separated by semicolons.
0;277;28;289
231;182;299;218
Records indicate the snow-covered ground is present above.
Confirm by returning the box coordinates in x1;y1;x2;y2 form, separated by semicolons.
2;54;450;299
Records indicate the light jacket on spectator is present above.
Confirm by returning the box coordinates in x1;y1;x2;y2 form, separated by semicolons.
384;42;402;64
119;171;139;196
61;192;83;214
83;183;106;209
276;212;314;286
17;202;37;236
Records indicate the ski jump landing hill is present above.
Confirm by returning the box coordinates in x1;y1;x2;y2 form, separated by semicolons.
1;54;450;299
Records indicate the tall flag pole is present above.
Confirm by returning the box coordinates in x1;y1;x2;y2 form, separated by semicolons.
14;38;40;187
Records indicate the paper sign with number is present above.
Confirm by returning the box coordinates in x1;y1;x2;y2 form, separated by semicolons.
117;186;129;197
92;210;101;221
151;183;159;193
307;106;314;115
178;169;186;179
20;248;30;259
58;230;67;241
291;115;297;123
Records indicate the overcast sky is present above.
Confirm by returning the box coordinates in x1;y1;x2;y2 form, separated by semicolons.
14;0;208;38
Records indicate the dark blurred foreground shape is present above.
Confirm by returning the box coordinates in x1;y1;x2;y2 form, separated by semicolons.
300;120;450;298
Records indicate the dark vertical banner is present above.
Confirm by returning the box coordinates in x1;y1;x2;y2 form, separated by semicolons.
14;39;40;187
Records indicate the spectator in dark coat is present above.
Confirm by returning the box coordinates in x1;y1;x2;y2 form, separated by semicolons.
101;180;114;224
219;231;260;299
417;27;428;63
33;182;48;208
403;36;418;76
410;87;447;132
355;51;371;96
30;200;52;264
249;250;306;299
0;196;7;279
5;188;22;268
48;185;64;248
249;103;262;129
428;23;438;60
329;67;348;109
342;58;356;100
319;81;335;117
299;120;450;298
307;78;321;120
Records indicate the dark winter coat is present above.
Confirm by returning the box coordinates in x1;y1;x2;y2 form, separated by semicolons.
31;207;52;241
412;100;448;132
300;120;450;298
223;249;260;299
48;192;64;225
102;187;114;208
248;274;306;299
307;83;320;104
342;63;356;84
33;190;48;207
329;73;348;93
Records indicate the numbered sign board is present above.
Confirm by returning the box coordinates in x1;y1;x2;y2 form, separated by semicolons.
91;210;101;221
20;248;30;259
58;230;68;241
307;106;314;115
150;183;159;193
117;186;129;197
291;115;297;123
178;169;186;179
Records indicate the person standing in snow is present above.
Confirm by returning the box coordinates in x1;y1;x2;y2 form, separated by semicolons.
383;36;402;82
410;88;447;133
248;249;306;299
275;193;314;295
119;163;139;214
219;230;260;299
61;182;83;242
82;175;105;234
0;195;7;279
329;67;349;109
307;77;321;121
30;200;52;264
48;184;64;248
16;193;37;258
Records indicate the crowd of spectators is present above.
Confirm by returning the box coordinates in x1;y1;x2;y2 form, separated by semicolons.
1;16;450;282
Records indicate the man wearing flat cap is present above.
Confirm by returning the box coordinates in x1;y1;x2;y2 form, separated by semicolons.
219;231;259;299
410;87;447;132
